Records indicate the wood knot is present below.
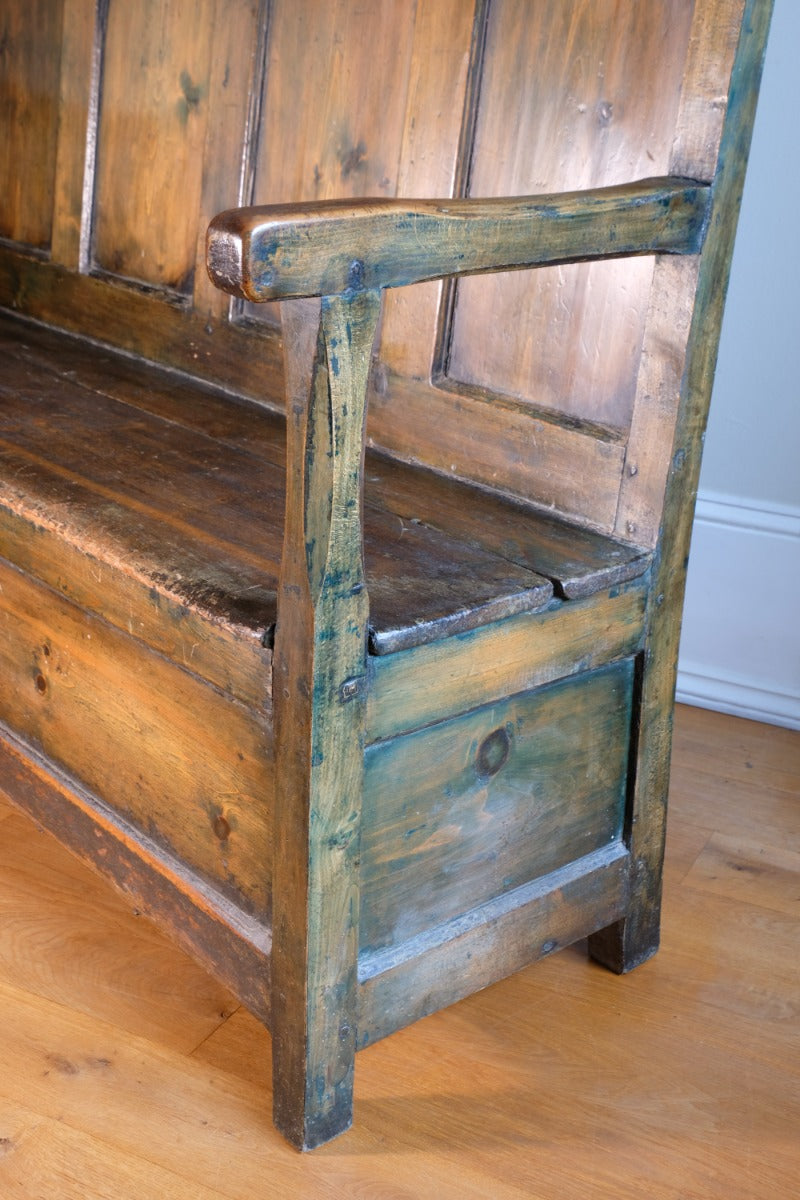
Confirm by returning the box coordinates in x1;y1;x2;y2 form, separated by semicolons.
476;727;511;778
213;813;231;842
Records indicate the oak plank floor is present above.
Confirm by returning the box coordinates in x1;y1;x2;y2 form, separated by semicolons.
0;705;797;1199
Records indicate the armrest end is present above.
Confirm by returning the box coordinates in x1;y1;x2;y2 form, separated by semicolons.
206;214;249;300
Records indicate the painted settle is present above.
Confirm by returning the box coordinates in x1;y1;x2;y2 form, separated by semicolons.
0;0;772;1151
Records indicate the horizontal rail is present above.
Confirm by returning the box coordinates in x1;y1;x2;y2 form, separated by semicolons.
206;176;711;303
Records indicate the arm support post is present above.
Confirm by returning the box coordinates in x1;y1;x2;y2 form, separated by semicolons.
271;290;380;1149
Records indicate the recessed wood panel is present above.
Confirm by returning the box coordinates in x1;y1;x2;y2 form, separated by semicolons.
92;0;216;291
254;0;417;205
246;0;419;326
361;659;633;954
0;0;64;249
375;0;479;379
447;0;695;429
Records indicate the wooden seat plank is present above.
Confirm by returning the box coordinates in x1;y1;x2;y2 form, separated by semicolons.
2;315;649;616
367;453;651;599
8;318;286;462
0;317;554;660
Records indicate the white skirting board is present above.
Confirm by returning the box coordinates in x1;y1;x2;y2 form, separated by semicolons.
676;492;800;730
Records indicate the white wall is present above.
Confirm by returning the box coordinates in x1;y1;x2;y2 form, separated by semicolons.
676;0;800;729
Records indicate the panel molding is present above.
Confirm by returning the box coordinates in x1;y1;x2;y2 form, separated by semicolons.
677;490;800;729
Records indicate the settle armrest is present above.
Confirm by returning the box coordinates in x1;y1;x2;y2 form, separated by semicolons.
206;176;710;302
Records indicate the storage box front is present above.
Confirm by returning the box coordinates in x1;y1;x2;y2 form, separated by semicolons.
360;659;634;956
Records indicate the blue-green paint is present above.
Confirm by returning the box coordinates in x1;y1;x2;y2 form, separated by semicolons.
176;70;204;126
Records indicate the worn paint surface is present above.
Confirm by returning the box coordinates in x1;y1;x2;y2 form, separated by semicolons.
361;660;634;954
0;0;772;1154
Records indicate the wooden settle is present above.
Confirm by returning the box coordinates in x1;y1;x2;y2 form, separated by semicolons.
0;0;773;1150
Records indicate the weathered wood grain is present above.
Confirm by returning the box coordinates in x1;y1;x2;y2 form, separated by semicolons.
367;580;647;743
253;0;418;208
0;0;763;552
92;0;215;290
365;450;650;599
361;518;552;655
0;705;796;1197
244;0;419;329
0;332;283;701
615;0;747;546
0;0;773;1158
367;363;628;527
0;369;285;613
613;253;700;547
207;179;710;302
0;313;558;664
5;310;287;460
0;249;288;400
361;661;633;955
0;499;273;712
0;561;273;922
590;0;774;974
0;0;64;249
377;0;478;379
448;0;695;430
191;0;266;321
0;725;271;1024
0;278;623;537
358;843;630;1046
270;292;379;1148
671;0;748;180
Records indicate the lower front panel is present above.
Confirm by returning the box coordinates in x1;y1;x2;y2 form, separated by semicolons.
359;658;635;957
0;556;273;920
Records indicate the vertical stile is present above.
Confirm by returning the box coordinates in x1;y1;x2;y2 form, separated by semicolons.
271;289;381;1148
50;0;102;269
589;0;774;973
192;0;268;320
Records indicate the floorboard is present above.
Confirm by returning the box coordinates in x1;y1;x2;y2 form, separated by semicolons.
0;705;797;1199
